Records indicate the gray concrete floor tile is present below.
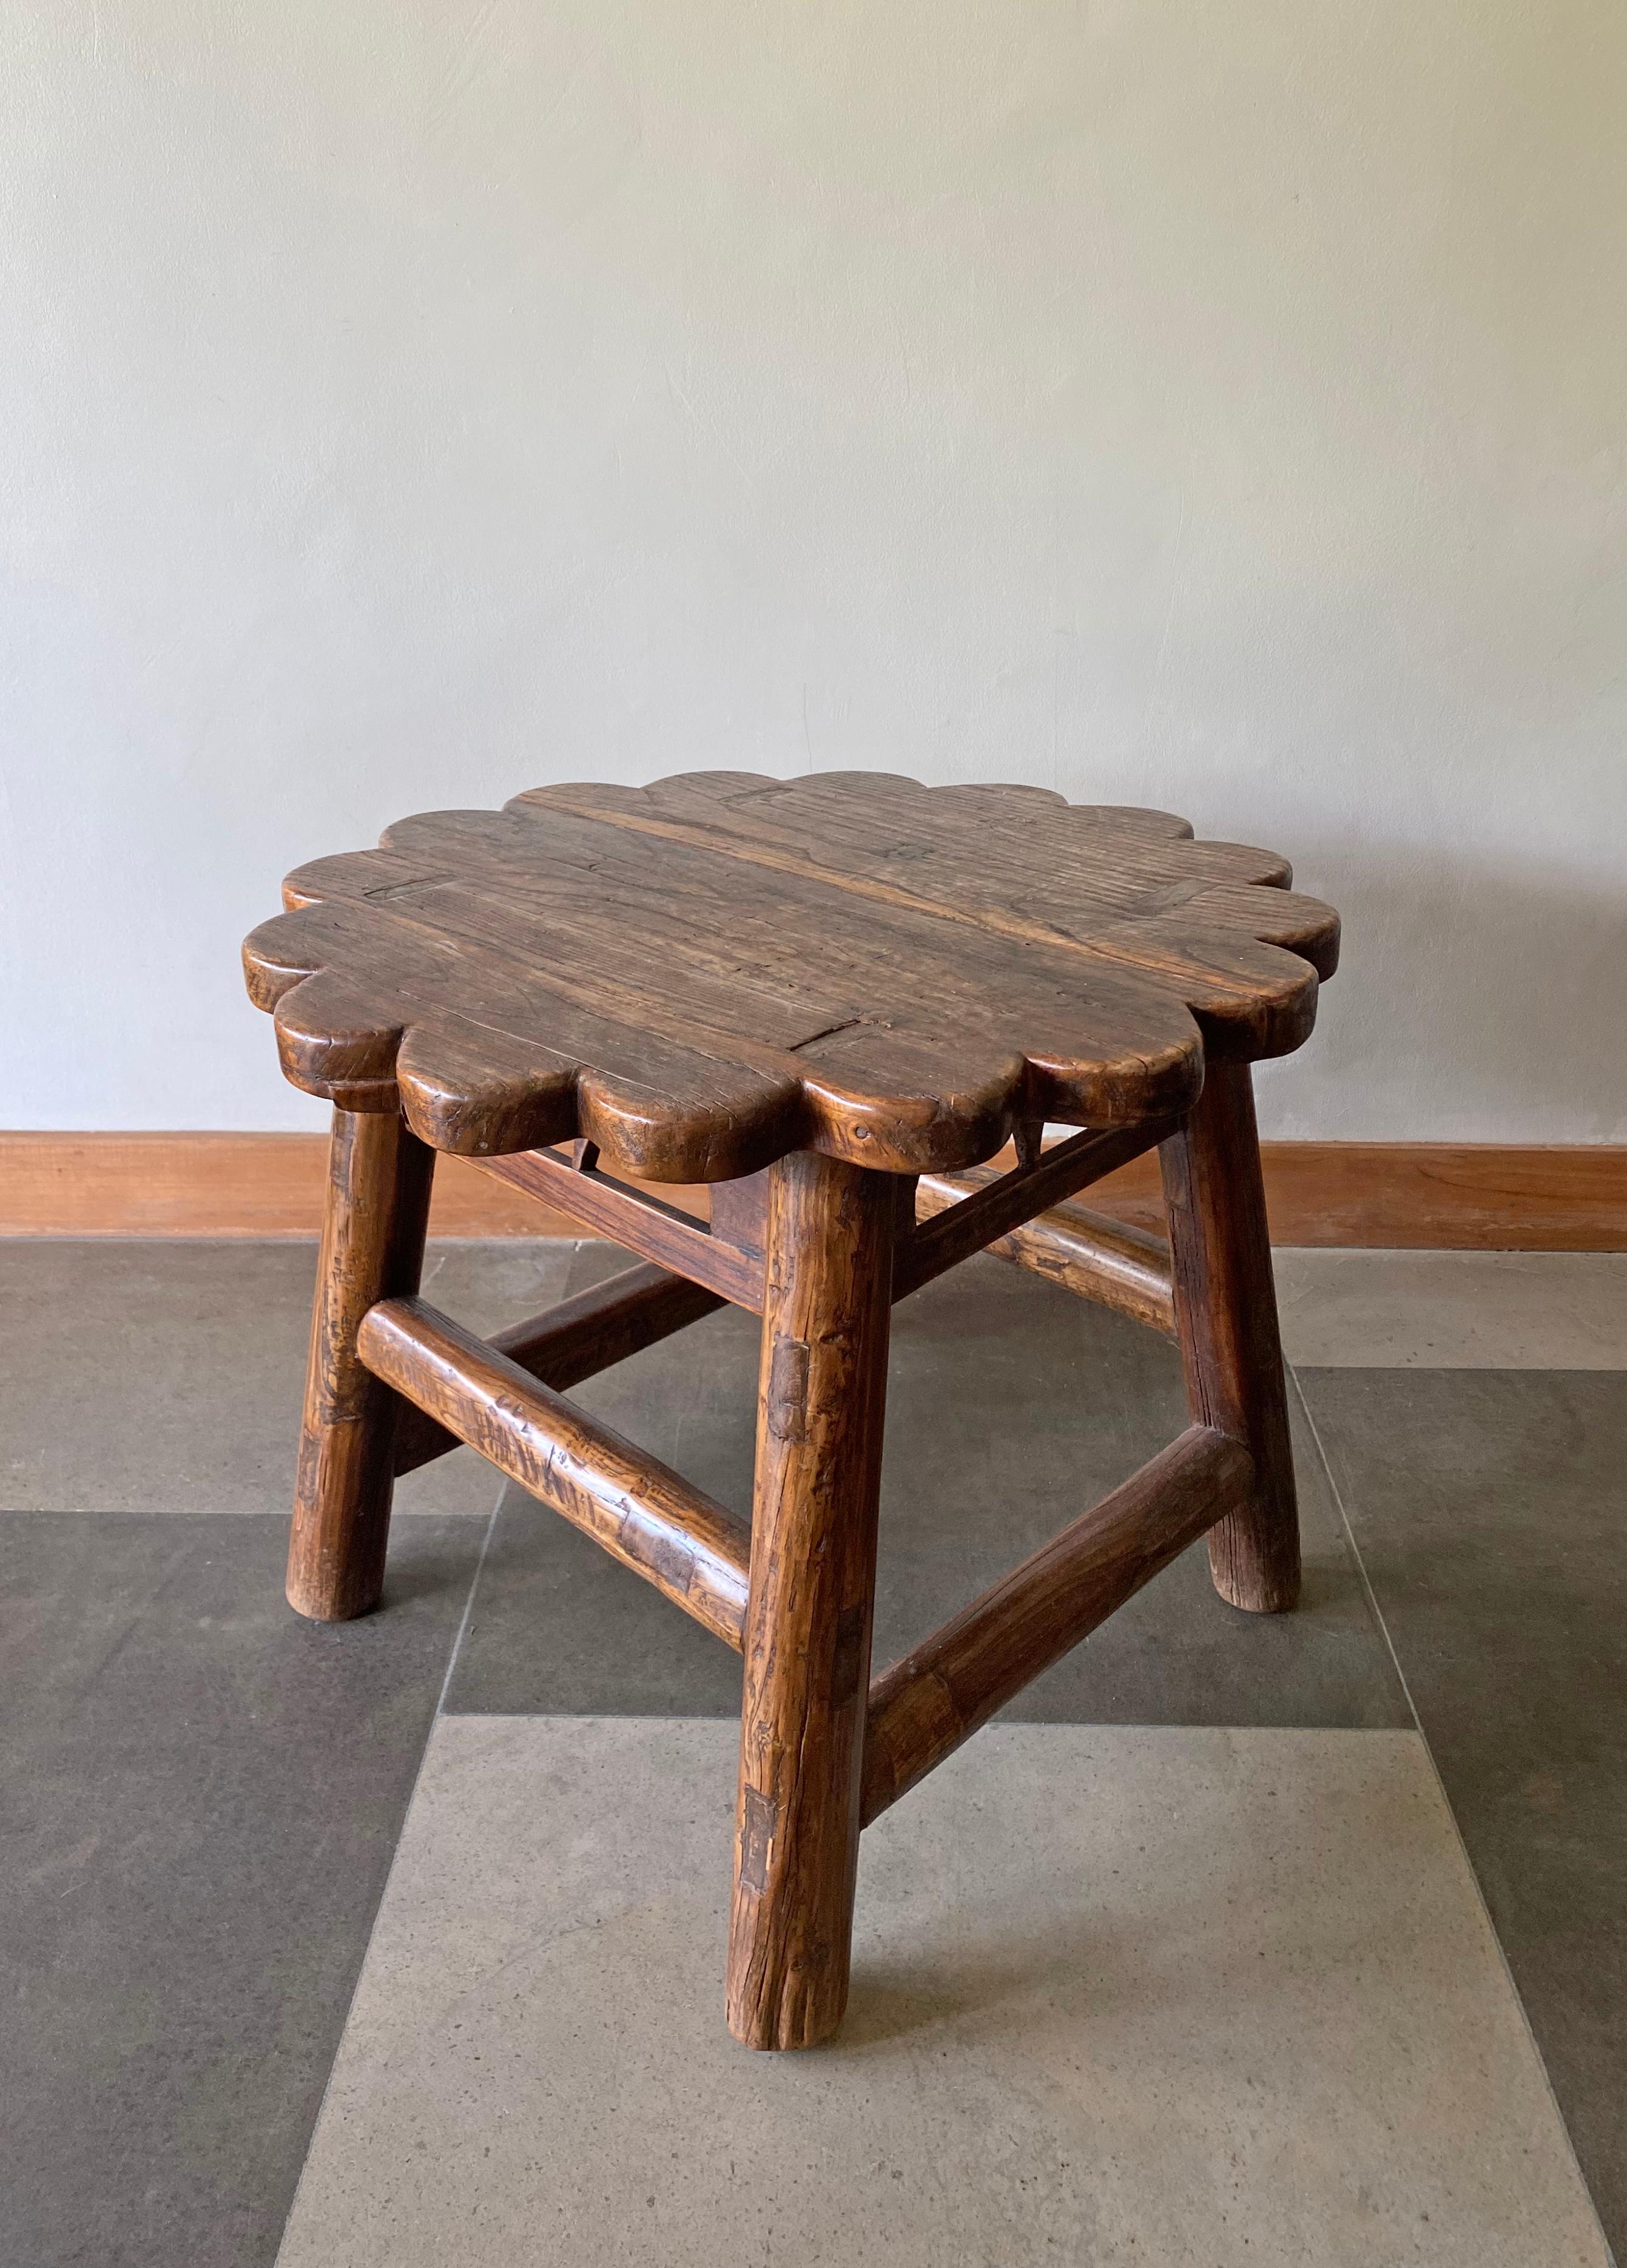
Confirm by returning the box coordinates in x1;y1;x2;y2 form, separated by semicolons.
1297;1367;1627;2262
0;1238;579;1513
446;1254;1407;1726
4;1237;1621;2260
0;1510;483;2268
277;1716;1608;2268
1275;1249;1627;1368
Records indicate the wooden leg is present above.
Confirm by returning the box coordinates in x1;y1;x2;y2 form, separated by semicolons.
1159;1063;1300;1613
726;1151;895;2050
288;1108;434;1622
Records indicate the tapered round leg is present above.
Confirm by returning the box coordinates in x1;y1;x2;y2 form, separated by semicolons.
726;1150;895;2050
1159;1062;1300;1613
288;1107;434;1621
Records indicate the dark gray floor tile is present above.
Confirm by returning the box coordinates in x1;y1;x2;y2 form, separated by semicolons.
447;1253;1406;1727
442;1293;759;1717
0;1510;482;2268
1298;1368;1627;2260
0;1238;578;1514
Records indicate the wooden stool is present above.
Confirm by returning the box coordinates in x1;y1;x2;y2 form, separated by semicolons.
244;771;1339;2051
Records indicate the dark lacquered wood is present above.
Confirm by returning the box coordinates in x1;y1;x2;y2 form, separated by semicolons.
1160;1064;1301;1612
897;1120;1173;1298
707;1166;772;1261
358;1296;751;1646
249;771;1338;2051
914;1167;1176;1335
391;1262;726;1475
472;1147;765;1309
861;1426;1253;1822
288;1108;434;1621
727;1152;895;2050
243;772;1338;1183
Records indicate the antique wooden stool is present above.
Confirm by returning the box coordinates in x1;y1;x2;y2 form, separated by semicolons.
244;770;1338;2051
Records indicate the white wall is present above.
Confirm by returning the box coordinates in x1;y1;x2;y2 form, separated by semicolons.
4;0;1623;1141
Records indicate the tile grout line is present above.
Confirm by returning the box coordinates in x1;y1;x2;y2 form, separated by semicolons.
271;1473;508;2268
1287;1364;1426;1739
430;1477;507;1719
1287;1361;1620;2268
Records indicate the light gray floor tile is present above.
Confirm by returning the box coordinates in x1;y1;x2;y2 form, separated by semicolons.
1275;1247;1627;1368
0;1238;581;1513
277;1718;1606;2268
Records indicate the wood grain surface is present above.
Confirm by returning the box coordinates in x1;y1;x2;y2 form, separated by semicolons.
358;1295;750;1646
287;1109;433;1621
915;1166;1177;1334
242;771;1338;1181
897;1120;1172;1296
861;1426;1254;1822
471;1145;765;1308
727;1150;895;2050
5;1131;1620;1248
390;1260;724;1475
1161;1065;1301;1613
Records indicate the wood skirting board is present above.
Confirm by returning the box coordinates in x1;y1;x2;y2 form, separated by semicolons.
1;1132;1622;1250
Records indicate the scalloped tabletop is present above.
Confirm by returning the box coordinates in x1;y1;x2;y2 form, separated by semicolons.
243;771;1338;1182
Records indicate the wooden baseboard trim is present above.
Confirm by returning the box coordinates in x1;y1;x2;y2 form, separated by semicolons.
1083;1142;1626;1252
0;1132;1621;1250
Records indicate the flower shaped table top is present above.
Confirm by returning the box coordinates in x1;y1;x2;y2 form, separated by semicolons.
244;769;1338;1183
